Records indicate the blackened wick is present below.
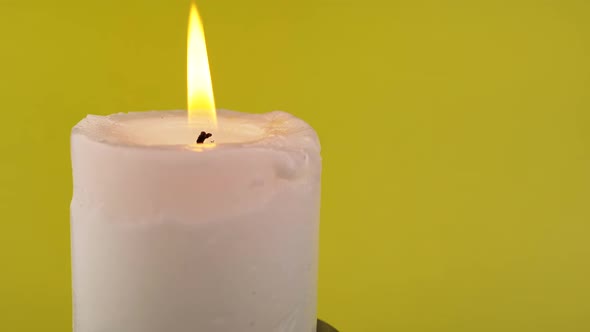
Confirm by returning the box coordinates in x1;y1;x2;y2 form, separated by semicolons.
196;131;213;144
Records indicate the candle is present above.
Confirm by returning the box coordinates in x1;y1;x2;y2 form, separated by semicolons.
70;4;322;332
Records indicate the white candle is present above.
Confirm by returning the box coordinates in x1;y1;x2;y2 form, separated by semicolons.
70;109;321;332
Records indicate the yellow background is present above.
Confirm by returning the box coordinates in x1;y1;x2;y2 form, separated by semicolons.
1;0;590;331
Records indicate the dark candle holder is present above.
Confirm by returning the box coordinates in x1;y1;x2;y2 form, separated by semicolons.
317;319;338;331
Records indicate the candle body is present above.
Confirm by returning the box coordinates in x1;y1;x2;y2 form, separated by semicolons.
70;110;321;332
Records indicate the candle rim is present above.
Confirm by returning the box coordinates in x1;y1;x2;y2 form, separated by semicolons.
72;109;321;153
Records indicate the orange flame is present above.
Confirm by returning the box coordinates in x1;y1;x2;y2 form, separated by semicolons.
187;3;216;129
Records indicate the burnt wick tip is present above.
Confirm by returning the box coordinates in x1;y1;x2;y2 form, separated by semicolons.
196;131;213;144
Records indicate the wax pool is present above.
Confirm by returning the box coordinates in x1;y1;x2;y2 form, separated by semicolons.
70;110;322;332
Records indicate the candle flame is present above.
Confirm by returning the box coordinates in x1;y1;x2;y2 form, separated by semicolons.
187;3;217;129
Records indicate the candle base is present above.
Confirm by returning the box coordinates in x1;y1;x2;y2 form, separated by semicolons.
317;319;338;332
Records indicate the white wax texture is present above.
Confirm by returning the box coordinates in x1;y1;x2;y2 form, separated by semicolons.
70;110;321;332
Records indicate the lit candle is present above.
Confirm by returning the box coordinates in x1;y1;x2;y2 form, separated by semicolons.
70;4;321;332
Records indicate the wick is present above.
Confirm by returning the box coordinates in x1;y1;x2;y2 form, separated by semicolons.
196;131;213;144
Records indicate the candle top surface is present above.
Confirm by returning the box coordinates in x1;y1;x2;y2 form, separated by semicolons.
72;110;319;152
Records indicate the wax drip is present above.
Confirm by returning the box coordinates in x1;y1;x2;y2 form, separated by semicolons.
196;131;213;144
